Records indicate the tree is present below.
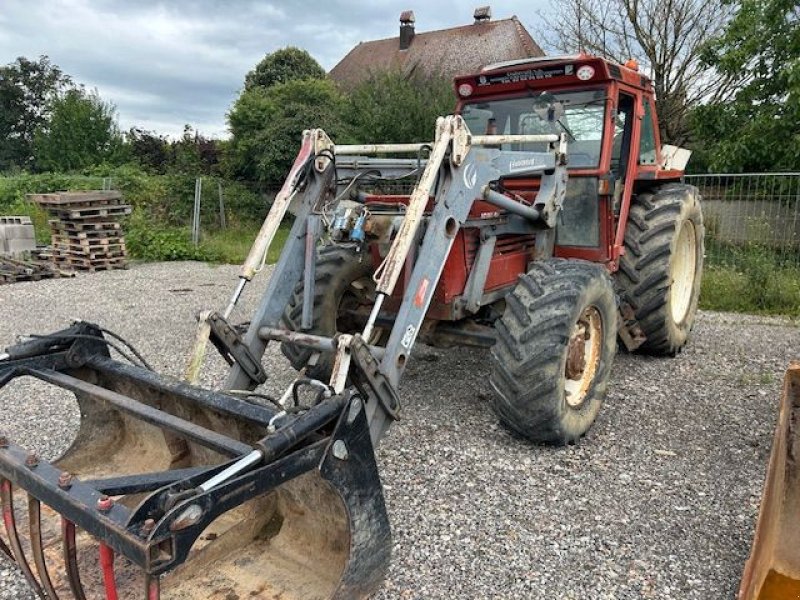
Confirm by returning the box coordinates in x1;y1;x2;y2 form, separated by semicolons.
226;78;347;183
537;0;735;144
244;47;326;91
0;56;71;170
169;125;221;174
345;72;455;143
33;87;124;171
690;0;800;171
127;127;169;173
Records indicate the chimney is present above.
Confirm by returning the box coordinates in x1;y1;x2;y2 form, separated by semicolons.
399;10;415;50
473;6;491;23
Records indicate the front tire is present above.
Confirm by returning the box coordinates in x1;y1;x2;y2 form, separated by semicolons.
280;245;376;381
616;184;704;355
489;259;618;444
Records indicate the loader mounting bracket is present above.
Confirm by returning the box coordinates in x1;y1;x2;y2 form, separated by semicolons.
207;311;267;384
350;334;401;421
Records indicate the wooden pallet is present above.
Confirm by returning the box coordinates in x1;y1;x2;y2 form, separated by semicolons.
0;257;69;283
51;237;126;251
49;228;122;240
52;244;127;256
50;205;132;220
48;220;122;233
53;256;127;272
30;191;124;208
34;190;131;272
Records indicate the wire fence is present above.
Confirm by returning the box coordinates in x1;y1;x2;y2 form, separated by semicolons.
683;172;800;271
5;171;797;269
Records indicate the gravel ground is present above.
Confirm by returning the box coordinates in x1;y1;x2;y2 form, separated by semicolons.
0;261;797;599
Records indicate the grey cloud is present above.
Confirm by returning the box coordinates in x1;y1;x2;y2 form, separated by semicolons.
0;0;548;138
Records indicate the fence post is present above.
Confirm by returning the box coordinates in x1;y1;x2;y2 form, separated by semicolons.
218;180;226;230
192;177;202;246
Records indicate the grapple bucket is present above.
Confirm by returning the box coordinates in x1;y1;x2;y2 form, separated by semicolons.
739;362;800;599
0;323;391;599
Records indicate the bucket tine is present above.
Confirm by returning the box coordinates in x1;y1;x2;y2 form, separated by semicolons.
0;530;11;560
61;519;88;600
99;544;119;600
0;479;45;598
145;575;160;600
28;495;60;600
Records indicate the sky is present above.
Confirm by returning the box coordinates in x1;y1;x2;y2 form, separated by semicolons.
0;0;553;138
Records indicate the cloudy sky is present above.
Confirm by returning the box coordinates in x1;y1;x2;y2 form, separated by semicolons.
0;1;552;138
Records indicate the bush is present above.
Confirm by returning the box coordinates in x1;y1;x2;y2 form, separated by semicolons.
124;209;217;262
345;71;454;143
0;167;268;245
226;78;348;183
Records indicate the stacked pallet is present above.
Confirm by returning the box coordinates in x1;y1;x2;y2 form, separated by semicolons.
0;256;68;284
29;191;131;271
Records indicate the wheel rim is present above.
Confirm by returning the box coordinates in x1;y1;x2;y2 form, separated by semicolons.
670;219;697;325
564;306;603;409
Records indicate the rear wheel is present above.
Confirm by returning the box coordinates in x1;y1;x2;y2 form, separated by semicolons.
281;245;376;381
616;184;704;355
489;259;618;444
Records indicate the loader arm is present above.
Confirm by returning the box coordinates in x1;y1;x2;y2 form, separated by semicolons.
226;115;567;444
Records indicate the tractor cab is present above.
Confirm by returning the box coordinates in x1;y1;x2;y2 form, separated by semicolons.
454;54;688;269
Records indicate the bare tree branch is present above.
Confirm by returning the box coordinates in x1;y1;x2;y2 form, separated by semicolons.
534;0;736;144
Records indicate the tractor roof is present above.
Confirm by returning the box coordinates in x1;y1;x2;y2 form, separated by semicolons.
453;53;652;101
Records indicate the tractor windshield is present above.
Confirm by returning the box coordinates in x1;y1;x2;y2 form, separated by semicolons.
461;89;607;168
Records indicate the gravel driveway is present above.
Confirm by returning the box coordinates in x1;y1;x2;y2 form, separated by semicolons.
0;261;797;599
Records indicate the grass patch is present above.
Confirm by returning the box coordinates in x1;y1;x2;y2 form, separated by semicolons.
124;205;292;265
700;264;800;317
199;222;291;265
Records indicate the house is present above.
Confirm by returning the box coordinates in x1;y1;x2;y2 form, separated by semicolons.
329;6;544;89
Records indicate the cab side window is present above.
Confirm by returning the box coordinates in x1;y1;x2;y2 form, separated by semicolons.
639;101;657;165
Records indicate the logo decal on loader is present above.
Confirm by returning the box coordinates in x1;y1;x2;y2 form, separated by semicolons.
401;325;416;349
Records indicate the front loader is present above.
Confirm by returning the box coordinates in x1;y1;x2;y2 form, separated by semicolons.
0;55;704;598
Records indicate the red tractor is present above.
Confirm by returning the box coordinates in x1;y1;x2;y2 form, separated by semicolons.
280;53;705;444
0;54;704;599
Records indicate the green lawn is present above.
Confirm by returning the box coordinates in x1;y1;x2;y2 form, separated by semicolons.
700;265;800;317
200;222;291;265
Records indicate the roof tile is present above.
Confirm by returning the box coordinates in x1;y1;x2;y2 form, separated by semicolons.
329;17;544;89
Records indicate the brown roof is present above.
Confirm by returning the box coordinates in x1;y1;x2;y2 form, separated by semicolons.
329;16;544;89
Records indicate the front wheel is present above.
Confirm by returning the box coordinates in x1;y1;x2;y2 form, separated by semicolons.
489;259;618;444
280;245;377;381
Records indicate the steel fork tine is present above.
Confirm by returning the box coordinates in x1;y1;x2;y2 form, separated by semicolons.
28;495;60;599
99;544;119;600
145;575;160;600
0;479;45;598
61;519;87;600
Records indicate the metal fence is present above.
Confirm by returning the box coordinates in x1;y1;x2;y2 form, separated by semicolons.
683;172;800;270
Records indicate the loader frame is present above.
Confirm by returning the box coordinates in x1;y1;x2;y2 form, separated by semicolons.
0;323;390;599
0;117;569;598
227;117;568;443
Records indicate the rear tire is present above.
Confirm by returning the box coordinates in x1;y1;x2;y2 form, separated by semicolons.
281;245;375;381
489;259;618;444
616;184;704;355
